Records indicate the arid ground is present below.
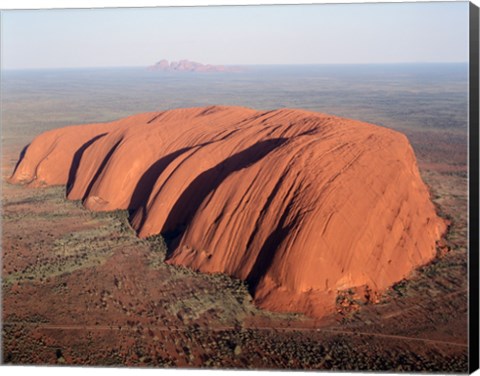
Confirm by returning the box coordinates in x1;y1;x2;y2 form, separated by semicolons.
1;65;469;371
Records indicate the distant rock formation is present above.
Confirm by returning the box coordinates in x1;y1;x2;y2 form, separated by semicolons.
9;106;447;318
147;59;239;73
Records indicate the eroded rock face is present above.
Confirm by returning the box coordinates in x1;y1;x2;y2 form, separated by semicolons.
9;105;446;318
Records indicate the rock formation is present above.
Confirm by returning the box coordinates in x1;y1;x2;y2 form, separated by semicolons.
147;59;239;73
9;105;446;318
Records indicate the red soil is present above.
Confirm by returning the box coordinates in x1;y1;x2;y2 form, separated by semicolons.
9;105;447;318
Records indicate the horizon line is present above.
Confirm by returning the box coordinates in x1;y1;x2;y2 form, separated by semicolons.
2;61;469;71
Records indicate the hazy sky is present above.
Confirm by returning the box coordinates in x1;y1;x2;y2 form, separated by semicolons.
1;1;469;69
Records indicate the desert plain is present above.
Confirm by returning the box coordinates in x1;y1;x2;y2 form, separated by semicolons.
1;64;469;371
